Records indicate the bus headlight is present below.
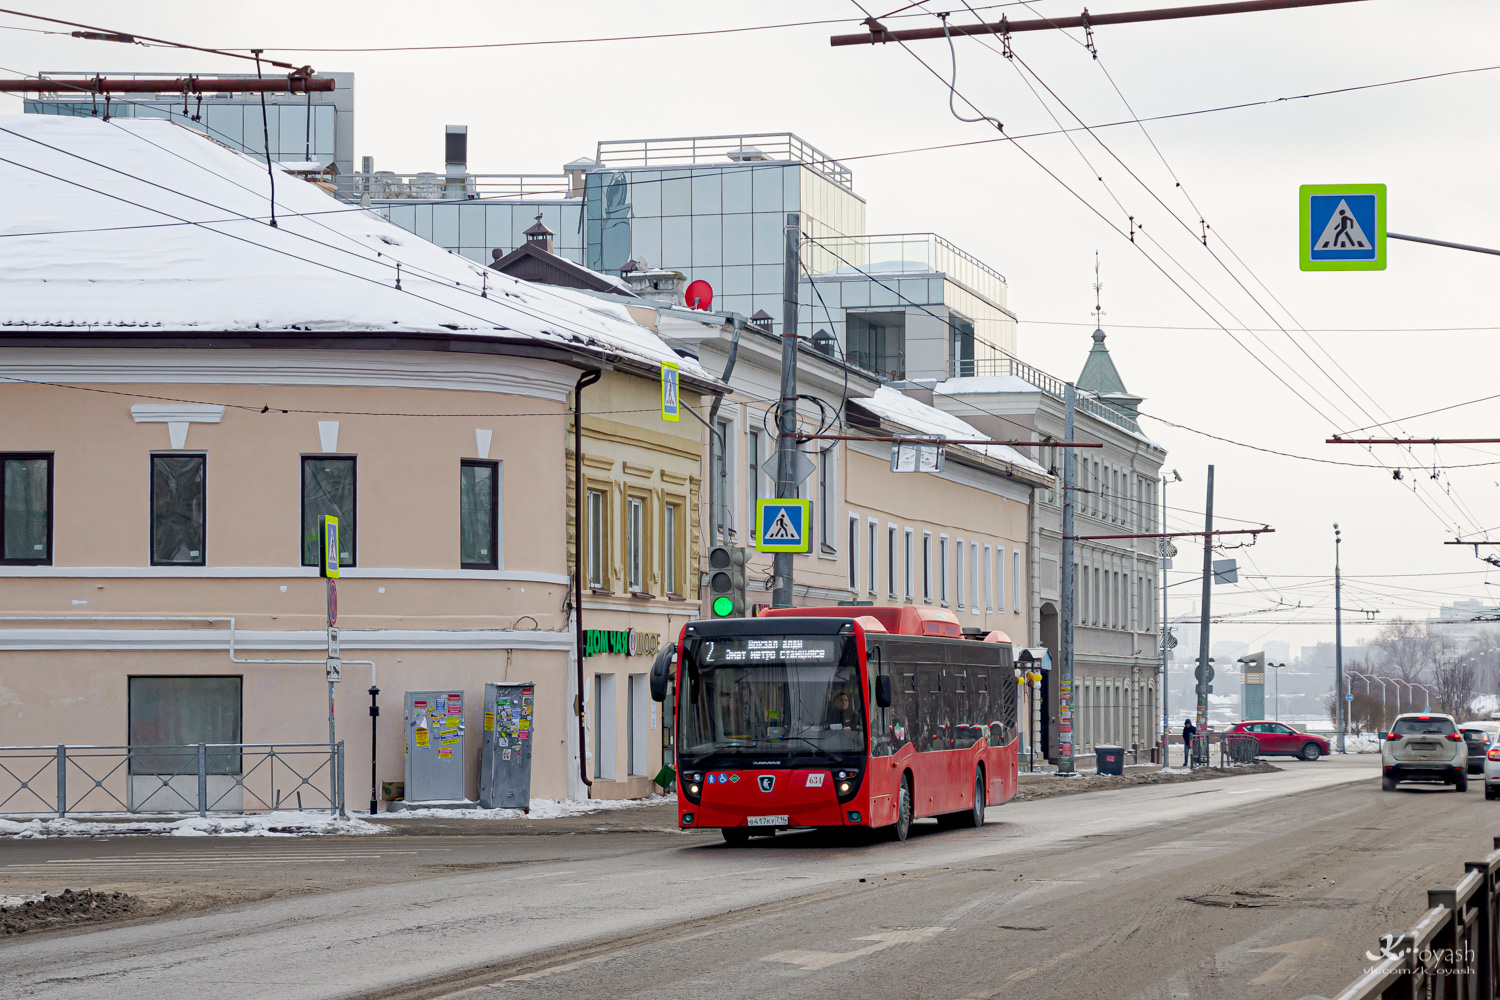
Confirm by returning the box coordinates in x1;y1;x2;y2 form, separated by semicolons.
835;769;863;804
839;782;851;793
683;772;704;805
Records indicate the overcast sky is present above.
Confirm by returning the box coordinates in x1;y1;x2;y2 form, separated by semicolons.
6;0;1496;660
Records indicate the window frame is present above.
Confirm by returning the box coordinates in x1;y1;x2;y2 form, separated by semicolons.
459;458;500;571
847;512;860;591
663;494;687;598
956;536;966;610
903;527;914;602
922;530;933;604
0;451;54;566
887;523;897;599
938;534;949;605
625;492;648;594
747;428;761;544
300;455;357;568
867;517;878;596
150;451;207;567
995;545;1005;613
585;484;610;590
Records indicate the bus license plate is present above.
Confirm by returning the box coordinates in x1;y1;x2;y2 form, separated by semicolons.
746;816;787;827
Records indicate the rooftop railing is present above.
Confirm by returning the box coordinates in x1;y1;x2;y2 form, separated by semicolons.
948;356;1141;434
594;132;854;191
807;232;1007;302
336;172;574;203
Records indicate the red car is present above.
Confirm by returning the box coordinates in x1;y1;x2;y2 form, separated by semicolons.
1226;721;1331;761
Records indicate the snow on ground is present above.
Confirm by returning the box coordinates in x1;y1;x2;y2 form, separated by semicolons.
1344;733;1382;753
0;811;382;839
382;793;676;821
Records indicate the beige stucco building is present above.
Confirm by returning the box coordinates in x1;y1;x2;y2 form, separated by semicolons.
0;116;719;812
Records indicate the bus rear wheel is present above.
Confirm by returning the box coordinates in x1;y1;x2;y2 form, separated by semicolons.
957;771;986;828
890;776;913;842
722;827;750;846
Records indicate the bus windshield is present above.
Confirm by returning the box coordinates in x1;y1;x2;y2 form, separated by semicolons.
679;635;865;758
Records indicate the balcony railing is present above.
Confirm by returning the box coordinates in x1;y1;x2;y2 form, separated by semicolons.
336;172;574;203
594;132;854;191
807;232;1007;308
949;356;1141;434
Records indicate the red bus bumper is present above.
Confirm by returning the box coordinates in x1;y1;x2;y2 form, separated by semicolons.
680;769;868;829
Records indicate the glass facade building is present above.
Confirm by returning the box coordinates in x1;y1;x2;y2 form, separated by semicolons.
24;71;356;177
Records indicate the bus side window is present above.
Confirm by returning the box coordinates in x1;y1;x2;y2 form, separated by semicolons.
868;643;894;758
916;664;945;752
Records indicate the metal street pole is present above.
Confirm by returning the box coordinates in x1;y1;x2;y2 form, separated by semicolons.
1058;383;1077;774
1195;467;1214;746
771;212;801;609
1335;523;1346;753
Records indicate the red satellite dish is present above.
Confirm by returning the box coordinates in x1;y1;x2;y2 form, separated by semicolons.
684;279;713;311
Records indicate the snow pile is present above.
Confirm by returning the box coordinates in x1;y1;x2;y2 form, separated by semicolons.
0;116;715;385
383;793;675;821
0;811;382;838
1344;733;1382;754
854;386;1048;476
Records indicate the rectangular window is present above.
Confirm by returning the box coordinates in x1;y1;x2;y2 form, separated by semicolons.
819;451;835;553
868;518;878;595
969;542;980;615
922;531;933;603
128;675;242;777
626;495;645;592
956;538;966;609
939;535;949;604
628;673;649;776
747;429;760;543
460;459;499;570
848;514;859;590
151;454;206;566
301;456;356;567
711;419;733;543
1012;547;1021;613
586;488;606;589
903;528;914;601
1;453;51;565
995;546;1006;613
982;543;992;611
664;502;680;596
887;524;897;598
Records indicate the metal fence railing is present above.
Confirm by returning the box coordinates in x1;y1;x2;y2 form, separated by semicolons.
0;743;345;818
1307;837;1500;999
1220;733;1260;765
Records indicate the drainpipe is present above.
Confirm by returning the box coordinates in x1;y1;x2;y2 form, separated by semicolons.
573;369;601;790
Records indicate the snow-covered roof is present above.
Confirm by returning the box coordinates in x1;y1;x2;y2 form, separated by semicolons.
935;375;1043;396
854;386;1049;478
0;116;715;386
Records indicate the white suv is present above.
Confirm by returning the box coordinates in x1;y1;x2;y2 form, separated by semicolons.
1382;713;1467;792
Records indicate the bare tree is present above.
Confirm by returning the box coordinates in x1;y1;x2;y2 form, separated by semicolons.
1434;647;1480;719
1374;621;1444;680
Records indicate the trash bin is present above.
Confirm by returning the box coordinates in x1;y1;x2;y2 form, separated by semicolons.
1095;744;1125;776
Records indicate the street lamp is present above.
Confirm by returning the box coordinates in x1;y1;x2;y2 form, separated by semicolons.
1268;662;1287;721
1159;468;1183;743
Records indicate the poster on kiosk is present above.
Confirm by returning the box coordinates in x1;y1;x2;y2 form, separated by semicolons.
403;690;466;804
480;682;535;809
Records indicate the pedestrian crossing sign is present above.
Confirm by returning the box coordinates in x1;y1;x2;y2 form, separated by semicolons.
1300;184;1385;271
756;499;811;553
660;361;680;422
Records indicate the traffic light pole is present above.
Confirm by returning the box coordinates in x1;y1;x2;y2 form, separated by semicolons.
772;212;800;609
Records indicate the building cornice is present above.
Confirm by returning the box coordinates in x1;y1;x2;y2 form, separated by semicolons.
0;566;570;584
0;348;581;403
0;627;576;652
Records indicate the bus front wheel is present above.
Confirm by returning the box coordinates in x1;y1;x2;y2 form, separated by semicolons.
890;776;913;842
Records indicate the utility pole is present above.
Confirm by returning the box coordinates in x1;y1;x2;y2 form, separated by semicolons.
1160;472;1174;749
772;212;800;609
1058;383;1077;774
1195;466;1214;745
1335;523;1346;753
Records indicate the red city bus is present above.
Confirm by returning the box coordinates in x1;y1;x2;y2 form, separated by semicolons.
650;604;1019;843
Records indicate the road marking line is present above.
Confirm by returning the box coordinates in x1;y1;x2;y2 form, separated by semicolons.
1007;949;1076;981
764;927;945;971
504;953;612;982
1249;938;1327;984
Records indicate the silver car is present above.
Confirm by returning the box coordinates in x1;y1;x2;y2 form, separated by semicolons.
1382;713;1467;792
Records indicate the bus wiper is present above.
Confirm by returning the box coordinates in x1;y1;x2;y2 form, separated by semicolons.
768;735;841;763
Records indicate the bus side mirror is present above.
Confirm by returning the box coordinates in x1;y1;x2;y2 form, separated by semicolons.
649;643;675;703
875;675;893;708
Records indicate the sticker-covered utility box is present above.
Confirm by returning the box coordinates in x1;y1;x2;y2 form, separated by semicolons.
404;690;466;803
479;681;534;809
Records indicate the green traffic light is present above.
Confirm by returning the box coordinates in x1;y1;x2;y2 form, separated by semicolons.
712;595;734;617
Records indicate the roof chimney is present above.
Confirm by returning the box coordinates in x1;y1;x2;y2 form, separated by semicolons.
444;126;468;174
523;212;555;254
